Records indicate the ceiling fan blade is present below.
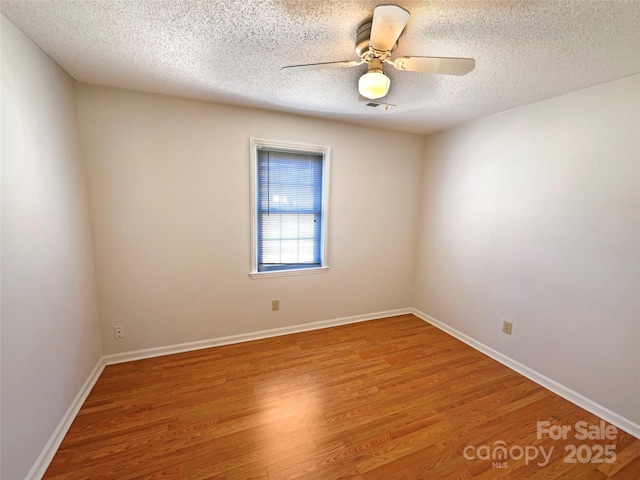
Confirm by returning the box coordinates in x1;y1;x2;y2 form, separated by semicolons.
391;56;475;75
281;60;363;72
370;5;410;52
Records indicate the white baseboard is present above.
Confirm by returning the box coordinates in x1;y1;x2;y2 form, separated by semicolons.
28;306;639;480
103;308;412;365
411;308;640;440
24;309;410;479
25;357;105;480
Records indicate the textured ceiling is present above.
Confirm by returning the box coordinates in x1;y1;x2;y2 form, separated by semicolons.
2;0;639;134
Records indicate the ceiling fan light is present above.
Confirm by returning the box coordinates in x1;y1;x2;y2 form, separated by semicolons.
358;69;390;100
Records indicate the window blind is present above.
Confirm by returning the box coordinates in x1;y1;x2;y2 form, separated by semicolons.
257;149;324;272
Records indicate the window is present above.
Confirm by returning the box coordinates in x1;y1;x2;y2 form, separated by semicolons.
250;138;330;278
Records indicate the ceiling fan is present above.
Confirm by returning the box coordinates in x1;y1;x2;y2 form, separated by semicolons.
282;4;475;101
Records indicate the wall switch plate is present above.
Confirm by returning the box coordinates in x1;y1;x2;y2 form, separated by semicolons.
502;321;513;335
272;300;279;311
114;325;125;339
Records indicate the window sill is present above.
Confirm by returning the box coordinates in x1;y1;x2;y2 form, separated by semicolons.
249;266;330;279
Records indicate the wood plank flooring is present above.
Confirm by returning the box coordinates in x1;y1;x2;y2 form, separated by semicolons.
44;314;640;479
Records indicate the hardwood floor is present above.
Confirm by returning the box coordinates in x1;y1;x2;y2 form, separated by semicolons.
44;314;640;479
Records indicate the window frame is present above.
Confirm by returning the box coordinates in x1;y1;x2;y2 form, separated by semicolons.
249;137;331;279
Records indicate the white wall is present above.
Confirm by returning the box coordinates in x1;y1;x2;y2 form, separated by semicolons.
414;75;640;424
1;16;103;480
3;13;637;476
76;84;424;355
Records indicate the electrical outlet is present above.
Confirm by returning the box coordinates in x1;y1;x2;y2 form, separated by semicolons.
502;321;513;335
272;300;280;311
114;325;125;339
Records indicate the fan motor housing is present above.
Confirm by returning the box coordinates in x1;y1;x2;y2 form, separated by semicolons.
355;19;372;57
